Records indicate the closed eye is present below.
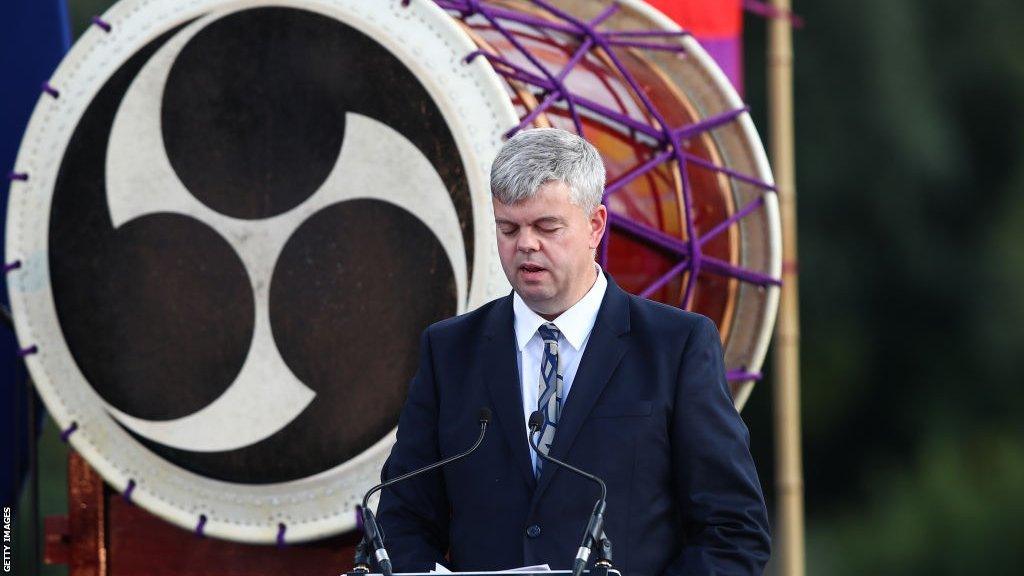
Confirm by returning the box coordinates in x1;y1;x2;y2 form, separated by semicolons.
533;216;566;234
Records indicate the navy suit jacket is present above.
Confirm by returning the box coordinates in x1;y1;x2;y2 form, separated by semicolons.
377;273;770;576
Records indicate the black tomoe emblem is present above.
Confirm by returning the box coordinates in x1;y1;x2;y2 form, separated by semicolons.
49;7;472;484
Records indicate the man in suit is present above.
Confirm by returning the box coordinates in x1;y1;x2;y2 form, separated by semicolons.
376;129;770;575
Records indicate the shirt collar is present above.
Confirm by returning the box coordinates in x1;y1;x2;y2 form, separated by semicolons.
513;264;608;352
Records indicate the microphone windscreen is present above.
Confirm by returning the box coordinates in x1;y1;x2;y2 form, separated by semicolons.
528;411;543;431
478;407;492;424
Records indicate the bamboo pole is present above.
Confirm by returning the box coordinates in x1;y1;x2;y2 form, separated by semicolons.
767;1;806;575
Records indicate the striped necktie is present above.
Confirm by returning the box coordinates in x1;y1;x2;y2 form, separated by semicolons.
534;322;563;476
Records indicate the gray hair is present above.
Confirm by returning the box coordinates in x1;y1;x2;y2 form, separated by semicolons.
490;128;606;215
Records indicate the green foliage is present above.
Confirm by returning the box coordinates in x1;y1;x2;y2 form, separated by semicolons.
743;1;1024;573
809;429;1024;575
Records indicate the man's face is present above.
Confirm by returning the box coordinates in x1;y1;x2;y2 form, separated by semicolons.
493;181;607;318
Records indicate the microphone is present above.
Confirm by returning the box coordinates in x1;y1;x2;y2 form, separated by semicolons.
528;411;609;576
351;407;493;576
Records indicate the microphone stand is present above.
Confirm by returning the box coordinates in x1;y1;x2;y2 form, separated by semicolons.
350;408;492;576
594;537;614;572
528;413;613;576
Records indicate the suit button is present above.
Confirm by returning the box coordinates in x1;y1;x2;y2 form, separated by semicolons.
526;524;541;538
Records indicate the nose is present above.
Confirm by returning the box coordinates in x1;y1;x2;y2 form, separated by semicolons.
516;227;540;253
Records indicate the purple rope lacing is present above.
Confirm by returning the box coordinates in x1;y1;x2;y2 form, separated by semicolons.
7;171;28;182
742;0;805;29
90;16;112;33
429;0;781;382
698;196;766;248
41;82;59;99
727;369;763;382
276;522;287;547
18;345;38;357
3;261;22;274
123;479;136;503
60;422;79;443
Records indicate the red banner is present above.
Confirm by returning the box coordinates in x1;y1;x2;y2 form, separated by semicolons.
645;0;744;94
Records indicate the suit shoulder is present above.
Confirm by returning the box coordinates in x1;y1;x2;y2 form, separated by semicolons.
625;292;715;339
424;294;508;340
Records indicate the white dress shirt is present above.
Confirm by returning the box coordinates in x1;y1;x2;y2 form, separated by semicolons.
513;264;608;469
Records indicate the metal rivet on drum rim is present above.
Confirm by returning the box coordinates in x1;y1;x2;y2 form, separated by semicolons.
355;505;364;531
91;16;112;33
123;478;137;503
196;514;208;537
60;421;79;443
41;82;60;99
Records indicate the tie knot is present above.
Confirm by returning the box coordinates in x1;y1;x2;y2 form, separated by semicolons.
538;322;560;344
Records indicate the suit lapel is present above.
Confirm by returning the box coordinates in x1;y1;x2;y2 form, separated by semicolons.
482;295;537;489
533;274;631;502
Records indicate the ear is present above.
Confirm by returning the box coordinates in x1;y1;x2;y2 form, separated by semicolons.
589;204;607;249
